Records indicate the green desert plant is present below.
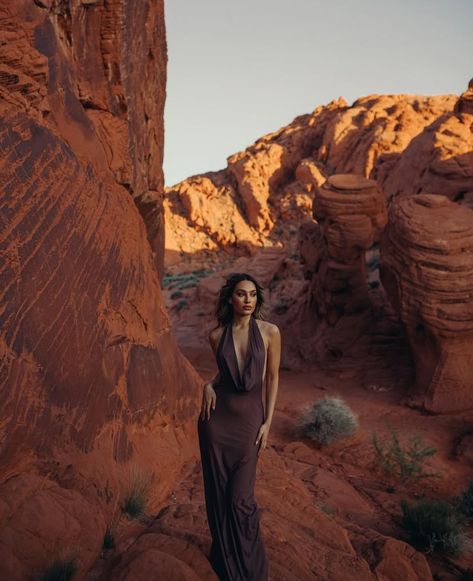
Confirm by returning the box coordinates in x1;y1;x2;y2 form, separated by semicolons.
459;479;473;518
122;467;152;520
400;498;469;554
372;428;438;484
298;396;358;446
38;557;77;581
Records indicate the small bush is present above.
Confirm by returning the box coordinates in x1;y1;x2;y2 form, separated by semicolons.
459;479;473;518
298;397;358;446
400;498;468;554
122;468;152;520
372;428;437;484
38;557;77;581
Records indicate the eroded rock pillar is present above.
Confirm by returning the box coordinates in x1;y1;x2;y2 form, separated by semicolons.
380;194;473;412
299;174;387;357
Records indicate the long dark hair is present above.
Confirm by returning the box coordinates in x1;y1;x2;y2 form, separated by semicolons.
215;272;265;326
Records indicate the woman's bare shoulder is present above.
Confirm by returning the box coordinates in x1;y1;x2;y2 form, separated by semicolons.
256;319;280;339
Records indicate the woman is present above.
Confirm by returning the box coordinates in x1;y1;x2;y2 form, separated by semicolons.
197;272;281;581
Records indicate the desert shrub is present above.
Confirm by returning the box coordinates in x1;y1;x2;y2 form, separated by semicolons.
38;557;77;581
372;428;437;484
298;397;358;446
459;479;473;518
122;468;152;520
400;498;468;554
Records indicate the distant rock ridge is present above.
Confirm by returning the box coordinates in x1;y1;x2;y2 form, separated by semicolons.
164;88;473;256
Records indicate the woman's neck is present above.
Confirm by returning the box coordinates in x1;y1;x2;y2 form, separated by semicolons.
232;314;252;328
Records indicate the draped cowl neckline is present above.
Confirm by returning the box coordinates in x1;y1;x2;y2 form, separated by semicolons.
217;316;265;392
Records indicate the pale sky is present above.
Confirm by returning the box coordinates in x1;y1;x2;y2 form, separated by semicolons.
163;0;472;186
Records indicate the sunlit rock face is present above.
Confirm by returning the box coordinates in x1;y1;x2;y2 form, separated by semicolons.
382;86;473;207
0;1;200;578
381;194;473;413
455;78;473;115
164;94;458;256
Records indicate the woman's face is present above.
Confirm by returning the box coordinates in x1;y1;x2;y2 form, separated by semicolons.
230;280;258;316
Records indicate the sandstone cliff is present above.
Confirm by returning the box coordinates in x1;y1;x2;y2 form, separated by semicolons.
0;2;200;578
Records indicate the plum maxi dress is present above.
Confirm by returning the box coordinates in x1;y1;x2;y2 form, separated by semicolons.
197;316;269;581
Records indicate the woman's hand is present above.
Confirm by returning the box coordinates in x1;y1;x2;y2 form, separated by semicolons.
255;422;270;454
200;382;216;421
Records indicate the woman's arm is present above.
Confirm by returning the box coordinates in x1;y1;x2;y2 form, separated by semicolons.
264;325;281;426
255;324;281;451
200;328;222;420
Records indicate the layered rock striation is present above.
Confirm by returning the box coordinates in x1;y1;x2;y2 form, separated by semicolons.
296;174;387;359
380;194;473;413
0;2;199;578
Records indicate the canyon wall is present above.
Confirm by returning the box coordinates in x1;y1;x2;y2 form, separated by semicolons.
0;1;199;578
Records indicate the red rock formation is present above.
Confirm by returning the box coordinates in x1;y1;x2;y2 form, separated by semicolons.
0;2;199;578
164;94;457;256
383;88;473;206
296;174;387;359
164;171;258;254
380;194;473;413
164;99;345;256
164;82;472;393
455;78;473;115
